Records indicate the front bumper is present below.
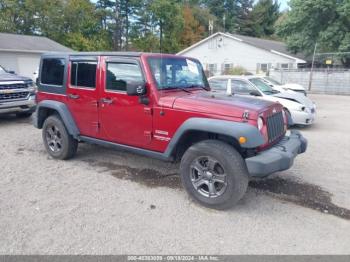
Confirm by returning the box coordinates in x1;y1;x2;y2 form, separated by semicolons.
291;109;316;125
0;95;36;114
245;130;307;177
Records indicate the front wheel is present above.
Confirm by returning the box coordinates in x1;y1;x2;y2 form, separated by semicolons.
180;140;249;210
42;115;78;160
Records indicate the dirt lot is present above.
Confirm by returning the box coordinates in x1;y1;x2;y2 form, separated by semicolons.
1;94;350;254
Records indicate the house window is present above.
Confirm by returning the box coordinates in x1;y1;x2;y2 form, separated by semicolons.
281;63;289;69
224;63;233;73
260;63;268;72
208;64;217;74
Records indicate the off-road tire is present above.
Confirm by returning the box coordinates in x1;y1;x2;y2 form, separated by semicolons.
42;115;78;160
180;140;249;210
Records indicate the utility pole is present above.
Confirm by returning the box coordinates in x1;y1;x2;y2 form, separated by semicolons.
308;42;318;91
223;14;226;33
209;20;214;35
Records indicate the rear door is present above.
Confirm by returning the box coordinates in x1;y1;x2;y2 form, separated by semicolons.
66;56;99;137
98;56;153;148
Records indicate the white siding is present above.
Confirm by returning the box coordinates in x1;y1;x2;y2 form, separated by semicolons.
0;51;40;79
180;34;296;74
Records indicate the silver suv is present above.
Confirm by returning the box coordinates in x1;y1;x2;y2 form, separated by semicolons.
0;65;36;117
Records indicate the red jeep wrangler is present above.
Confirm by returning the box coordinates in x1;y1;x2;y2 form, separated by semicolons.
34;52;307;209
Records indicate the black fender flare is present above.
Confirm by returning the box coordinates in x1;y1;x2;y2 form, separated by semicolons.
34;100;80;138
164;117;265;157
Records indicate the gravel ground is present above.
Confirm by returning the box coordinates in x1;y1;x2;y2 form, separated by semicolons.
0;94;350;255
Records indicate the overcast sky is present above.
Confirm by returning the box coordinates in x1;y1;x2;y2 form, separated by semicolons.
278;0;290;11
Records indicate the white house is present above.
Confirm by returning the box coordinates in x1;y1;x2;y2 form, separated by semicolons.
177;32;306;75
0;33;71;79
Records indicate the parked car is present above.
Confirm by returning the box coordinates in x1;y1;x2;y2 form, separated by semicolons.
208;75;316;126
0;65;36;117
262;76;307;96
34;52;307;209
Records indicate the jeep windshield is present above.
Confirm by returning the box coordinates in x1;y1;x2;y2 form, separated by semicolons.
249;78;280;95
148;57;209;90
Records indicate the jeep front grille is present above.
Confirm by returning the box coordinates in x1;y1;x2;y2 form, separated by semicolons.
0;83;28;90
266;111;285;143
0;92;29;101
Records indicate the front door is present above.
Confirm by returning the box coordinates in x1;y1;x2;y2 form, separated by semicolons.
98;57;153;148
66;56;99;137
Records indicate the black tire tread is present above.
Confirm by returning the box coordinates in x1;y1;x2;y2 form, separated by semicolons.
180;140;249;210
42;115;78;160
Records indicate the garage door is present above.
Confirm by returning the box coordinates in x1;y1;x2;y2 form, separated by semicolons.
17;55;40;79
0;53;19;73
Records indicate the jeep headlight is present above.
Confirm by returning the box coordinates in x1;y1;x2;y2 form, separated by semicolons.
258;116;264;131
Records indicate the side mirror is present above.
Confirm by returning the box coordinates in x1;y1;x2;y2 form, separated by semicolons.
249;90;262;96
126;81;146;96
8;70;15;74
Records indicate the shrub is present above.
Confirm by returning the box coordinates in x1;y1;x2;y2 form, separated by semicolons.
224;66;248;75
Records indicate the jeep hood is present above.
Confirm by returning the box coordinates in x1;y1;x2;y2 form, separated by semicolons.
170;92;276;119
0;72;31;82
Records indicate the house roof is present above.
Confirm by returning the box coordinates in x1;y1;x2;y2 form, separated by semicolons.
0;33;72;53
177;32;307;63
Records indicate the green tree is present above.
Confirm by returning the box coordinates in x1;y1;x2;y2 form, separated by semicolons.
0;0;36;34
277;0;350;66
200;0;240;33
236;0;254;35
250;0;280;37
150;0;184;53
0;0;110;51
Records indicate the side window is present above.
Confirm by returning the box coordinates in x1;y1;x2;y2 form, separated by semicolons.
41;58;65;86
209;79;227;91
70;61;97;88
106;62;143;92
232;80;254;94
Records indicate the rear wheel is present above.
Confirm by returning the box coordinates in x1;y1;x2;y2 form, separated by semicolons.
180;140;249;210
42;115;78;160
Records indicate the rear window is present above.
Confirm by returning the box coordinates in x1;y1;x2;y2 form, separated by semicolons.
71;61;97;88
41;58;65;86
209;79;227;91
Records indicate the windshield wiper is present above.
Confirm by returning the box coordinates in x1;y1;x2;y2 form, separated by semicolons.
184;84;210;91
176;87;192;93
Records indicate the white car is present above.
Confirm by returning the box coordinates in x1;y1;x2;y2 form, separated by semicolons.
208;75;316;126
262;76;307;96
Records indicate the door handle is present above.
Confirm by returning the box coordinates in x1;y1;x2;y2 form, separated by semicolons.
100;98;114;105
68;94;80;99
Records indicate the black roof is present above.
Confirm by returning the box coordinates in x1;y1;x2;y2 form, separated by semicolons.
0;33;72;52
43;51;143;57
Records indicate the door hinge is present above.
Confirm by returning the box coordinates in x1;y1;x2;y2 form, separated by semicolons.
144;131;152;142
92;122;100;132
144;107;152;115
